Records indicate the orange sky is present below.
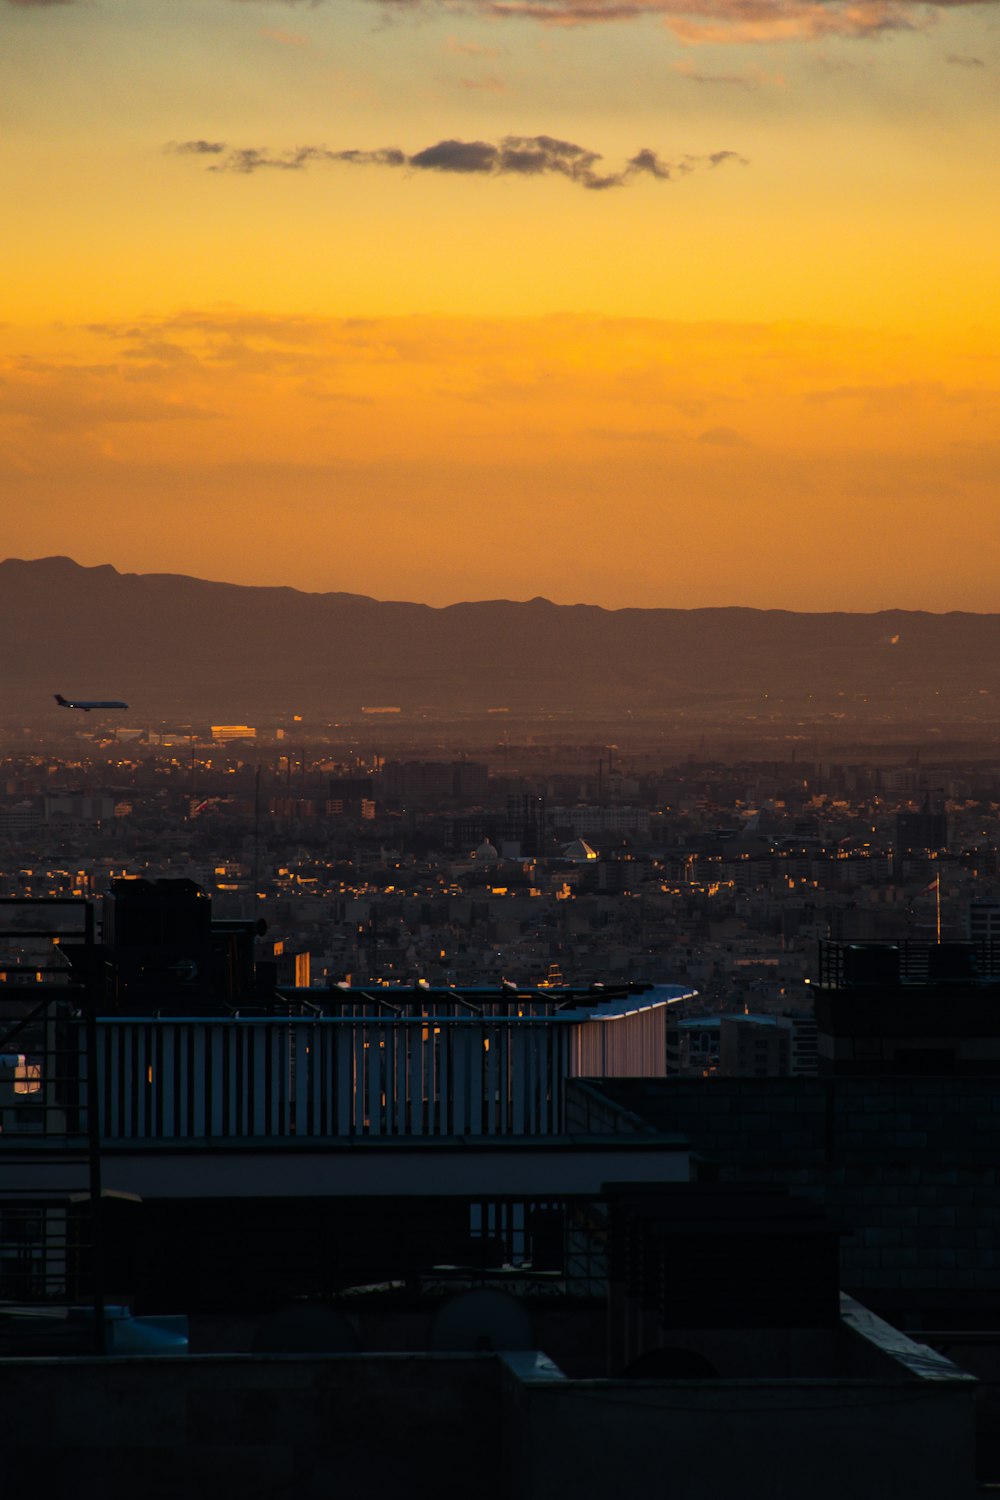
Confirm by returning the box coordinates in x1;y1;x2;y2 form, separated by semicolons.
2;0;998;608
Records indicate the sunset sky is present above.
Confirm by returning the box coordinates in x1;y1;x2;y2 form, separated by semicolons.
2;0;998;610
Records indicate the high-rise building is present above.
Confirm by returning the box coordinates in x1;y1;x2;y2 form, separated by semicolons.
506;793;547;857
895;789;947;851
815;938;1000;1074
327;776;374;817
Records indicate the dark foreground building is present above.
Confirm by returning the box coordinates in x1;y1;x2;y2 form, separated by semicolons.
0;899;986;1497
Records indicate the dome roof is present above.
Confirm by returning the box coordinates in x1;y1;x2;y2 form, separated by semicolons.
562;838;599;863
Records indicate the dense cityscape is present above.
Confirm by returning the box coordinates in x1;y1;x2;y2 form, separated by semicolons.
5;731;997;1000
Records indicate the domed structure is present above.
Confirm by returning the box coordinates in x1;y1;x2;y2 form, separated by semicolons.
562;838;598;863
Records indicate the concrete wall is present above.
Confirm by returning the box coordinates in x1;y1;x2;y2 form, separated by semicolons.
0;1353;503;1500
0;1338;976;1500
504;1373;977;1500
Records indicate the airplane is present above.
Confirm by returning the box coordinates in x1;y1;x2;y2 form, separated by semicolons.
54;694;128;712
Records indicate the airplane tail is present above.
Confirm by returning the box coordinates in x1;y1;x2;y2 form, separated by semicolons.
54;694;68;706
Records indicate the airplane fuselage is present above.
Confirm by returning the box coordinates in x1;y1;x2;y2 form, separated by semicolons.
54;694;128;712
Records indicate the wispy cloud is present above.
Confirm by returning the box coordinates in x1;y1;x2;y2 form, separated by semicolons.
673;61;752;84
946;52;986;66
364;0;988;45
168;135;748;190
455;73;508;90
7;0;993;46
9;0;986;44
4;312;997;505
445;34;502;54
169;140;228;156
803;381;997;417
672;58;784;84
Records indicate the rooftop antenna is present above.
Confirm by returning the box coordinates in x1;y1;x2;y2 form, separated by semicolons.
252;764;261;914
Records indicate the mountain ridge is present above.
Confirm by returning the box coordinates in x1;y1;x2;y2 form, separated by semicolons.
2;557;998;722
6;557;992;619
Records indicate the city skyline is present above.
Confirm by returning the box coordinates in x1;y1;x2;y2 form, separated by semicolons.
2;0;998;611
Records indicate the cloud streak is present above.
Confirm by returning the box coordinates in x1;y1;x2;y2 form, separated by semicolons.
170;140;228;156
168;135;747;190
5;311;996;496
364;0;994;45
7;0;995;44
11;0;989;43
672;59;784;85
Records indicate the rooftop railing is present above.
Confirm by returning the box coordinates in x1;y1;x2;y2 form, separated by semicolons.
83;1012;570;1141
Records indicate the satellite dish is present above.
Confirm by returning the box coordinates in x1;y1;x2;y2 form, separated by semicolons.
251;1303;359;1354
428;1290;534;1352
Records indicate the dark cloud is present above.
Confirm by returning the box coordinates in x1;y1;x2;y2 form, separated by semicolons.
168;140;228;156
627;148;672;179
626;147;748;180
329;147;408;167
409;139;500;173
946;52;986;65
169;135;746;191
225;147;312;172
408;135;631;187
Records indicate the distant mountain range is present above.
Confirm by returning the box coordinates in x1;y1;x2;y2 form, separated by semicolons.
2;556;999;726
